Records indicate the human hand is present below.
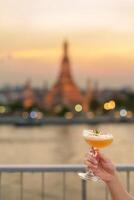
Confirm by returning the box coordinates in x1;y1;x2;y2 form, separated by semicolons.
85;149;116;183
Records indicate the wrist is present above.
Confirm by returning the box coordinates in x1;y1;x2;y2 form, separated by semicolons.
106;171;119;185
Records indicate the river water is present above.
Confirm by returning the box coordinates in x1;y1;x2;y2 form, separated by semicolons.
0;124;134;199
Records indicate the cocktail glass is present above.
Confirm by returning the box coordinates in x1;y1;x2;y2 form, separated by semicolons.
78;129;113;181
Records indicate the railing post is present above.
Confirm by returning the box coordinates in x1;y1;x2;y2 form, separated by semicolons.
41;172;45;200
0;173;2;199
20;172;23;200
105;186;108;200
62;172;66;200
81;179;87;200
126;171;130;192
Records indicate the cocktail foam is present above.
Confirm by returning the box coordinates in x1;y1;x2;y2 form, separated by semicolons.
83;130;113;141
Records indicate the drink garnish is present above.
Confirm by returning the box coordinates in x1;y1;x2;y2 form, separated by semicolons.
94;129;100;136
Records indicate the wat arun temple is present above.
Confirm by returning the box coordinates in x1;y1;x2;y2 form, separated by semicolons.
23;41;93;113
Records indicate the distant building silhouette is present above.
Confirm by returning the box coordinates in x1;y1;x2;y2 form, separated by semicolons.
82;79;94;112
43;41;93;112
22;80;35;109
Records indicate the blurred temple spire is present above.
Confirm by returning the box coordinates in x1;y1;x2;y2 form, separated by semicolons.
43;40;83;108
59;40;72;81
63;40;68;58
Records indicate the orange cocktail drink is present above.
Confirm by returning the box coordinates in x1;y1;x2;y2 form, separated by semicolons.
78;129;113;181
84;134;113;148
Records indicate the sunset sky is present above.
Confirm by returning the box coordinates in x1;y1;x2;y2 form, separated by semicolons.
0;0;134;88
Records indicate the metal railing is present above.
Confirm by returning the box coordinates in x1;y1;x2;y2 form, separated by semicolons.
0;164;133;200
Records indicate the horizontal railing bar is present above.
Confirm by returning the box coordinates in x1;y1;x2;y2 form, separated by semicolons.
0;165;85;173
116;165;134;172
0;165;133;173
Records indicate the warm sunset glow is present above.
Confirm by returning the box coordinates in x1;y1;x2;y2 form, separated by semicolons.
2;41;134;62
0;0;134;88
12;49;60;60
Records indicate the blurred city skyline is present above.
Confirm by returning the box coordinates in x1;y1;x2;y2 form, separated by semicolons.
0;0;134;89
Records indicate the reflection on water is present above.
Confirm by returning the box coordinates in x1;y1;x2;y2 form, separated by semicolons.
0;124;134;199
0;124;134;164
